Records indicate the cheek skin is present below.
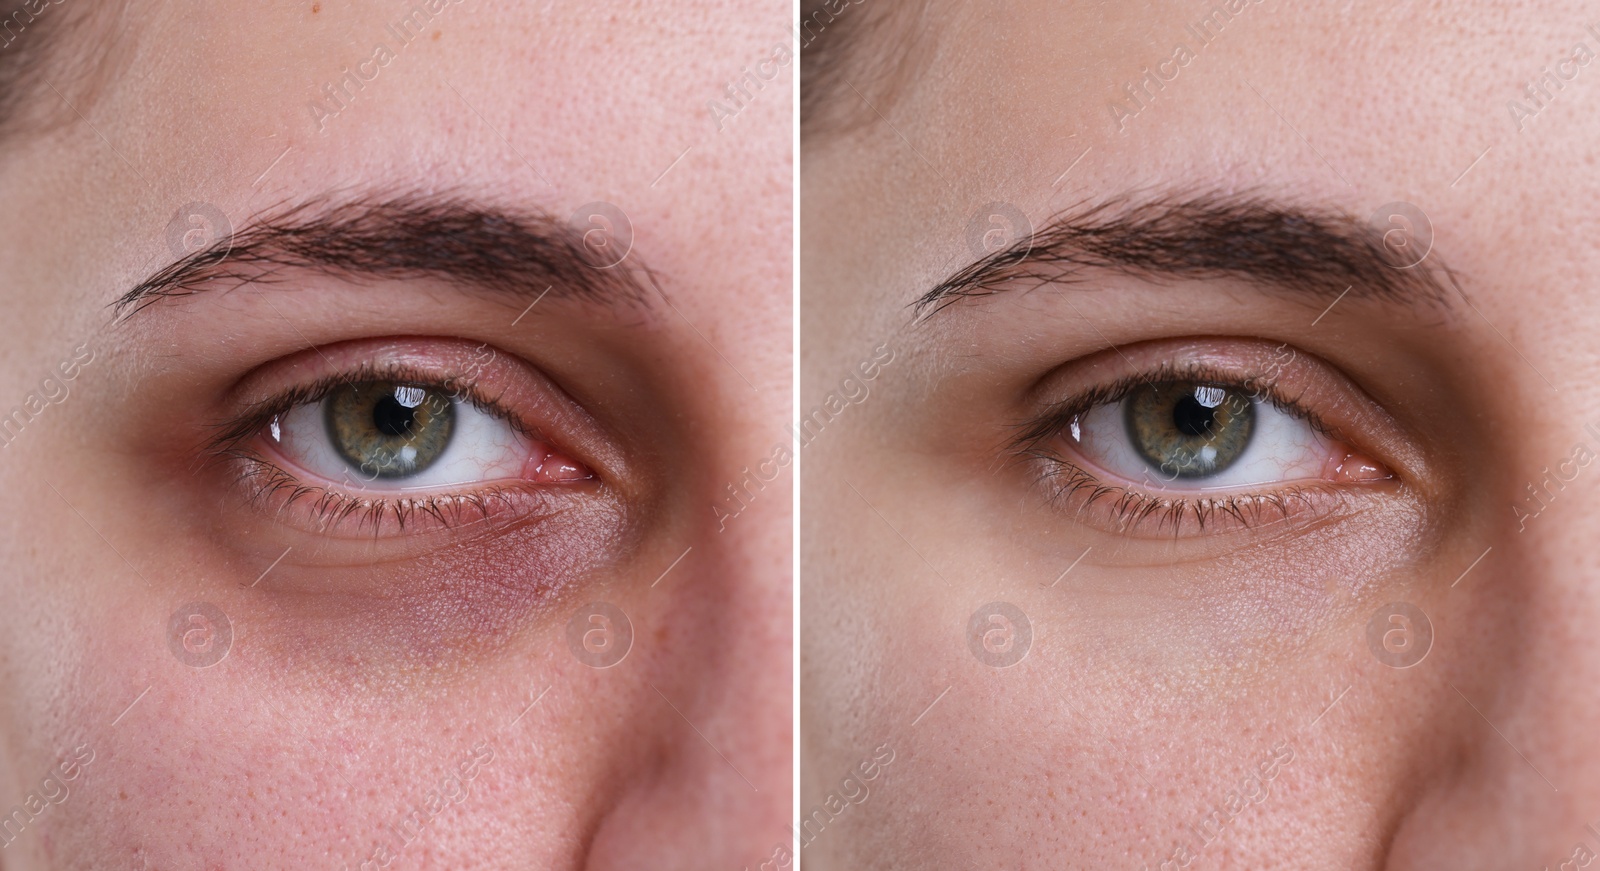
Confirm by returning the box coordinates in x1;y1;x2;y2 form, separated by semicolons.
34;678;536;867
27;544;656;869
810;560;1330;868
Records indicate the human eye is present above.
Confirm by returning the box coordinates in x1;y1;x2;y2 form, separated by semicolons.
206;337;602;540
1017;338;1408;537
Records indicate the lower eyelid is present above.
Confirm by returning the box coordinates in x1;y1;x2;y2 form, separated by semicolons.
206;457;624;606
215;402;581;541
223;451;556;539
1031;456;1361;537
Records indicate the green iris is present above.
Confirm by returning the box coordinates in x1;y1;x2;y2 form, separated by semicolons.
1124;382;1254;479
324;381;455;479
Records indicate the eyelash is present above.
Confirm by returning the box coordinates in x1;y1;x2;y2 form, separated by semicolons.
205;361;536;534
1013;360;1356;535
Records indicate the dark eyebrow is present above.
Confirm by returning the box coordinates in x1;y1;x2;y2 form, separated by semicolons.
913;192;1460;320
114;191;658;320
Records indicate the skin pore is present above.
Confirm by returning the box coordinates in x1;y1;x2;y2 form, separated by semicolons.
0;0;790;868
803;1;1596;868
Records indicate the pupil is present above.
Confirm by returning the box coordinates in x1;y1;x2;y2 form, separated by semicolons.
1172;394;1217;438
372;394;418;437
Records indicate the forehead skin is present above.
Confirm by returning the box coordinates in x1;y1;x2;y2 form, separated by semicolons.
807;0;1584;334
0;0;789;868
805;0;1600;868
8;0;789;335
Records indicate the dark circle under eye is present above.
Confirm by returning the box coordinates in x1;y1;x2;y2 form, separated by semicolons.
324;381;455;479
1123;382;1254;479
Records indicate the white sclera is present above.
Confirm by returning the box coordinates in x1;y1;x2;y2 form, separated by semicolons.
1071;394;1330;493
272;393;531;492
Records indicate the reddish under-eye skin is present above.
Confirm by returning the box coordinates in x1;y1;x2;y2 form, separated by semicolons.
169;336;638;671
1018;337;1429;540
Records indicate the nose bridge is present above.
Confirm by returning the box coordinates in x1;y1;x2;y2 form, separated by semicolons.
679;496;794;842
1499;408;1600;759
1388;457;1600;867
584;480;791;869
1494;492;1600;797
578;311;791;869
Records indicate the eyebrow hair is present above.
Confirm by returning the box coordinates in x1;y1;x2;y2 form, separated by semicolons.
913;192;1460;320
114;192;658;320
